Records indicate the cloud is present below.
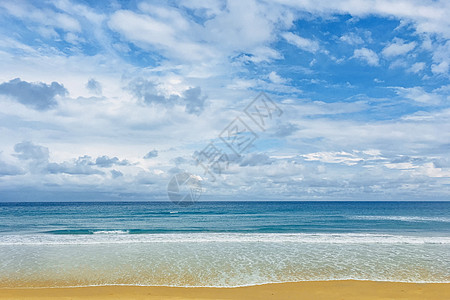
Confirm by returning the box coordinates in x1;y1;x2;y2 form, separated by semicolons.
86;79;102;95
13;141;49;162
394;86;442;105
268;71;287;84
1;1;450;200
339;33;364;45
47;161;104;175
273;122;299;137
0;159;23;176
128;78;177;105
352;48;379;66
0;78;67;110
408;62;426;73
95;156;130;168
108;9;212;62
111;169;123;178
47;155;129;175
303;151;363;166
184;86;206;115
239;153;273;166
144;150;158;159
382;39;416;57
128;78;206;114
0;2;81;33
282;32;320;53
430;40;450;75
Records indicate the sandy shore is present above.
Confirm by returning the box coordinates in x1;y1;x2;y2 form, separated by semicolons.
1;281;449;299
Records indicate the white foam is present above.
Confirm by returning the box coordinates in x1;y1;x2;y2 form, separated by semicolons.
349;215;450;222
1;233;449;245
92;230;129;235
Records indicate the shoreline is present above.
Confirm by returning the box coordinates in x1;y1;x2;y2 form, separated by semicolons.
1;280;449;299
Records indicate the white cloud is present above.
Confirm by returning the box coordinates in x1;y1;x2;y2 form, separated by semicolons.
1;0;450;200
108;10;212;62
352;48;379;66
268;71;286;84
431;61;449;74
273;0;450;38
303;151;363;166
408;62;426;73
339;33;364;45
0;2;81;33
382;39;416;57
394;86;442;105
282;32;320;53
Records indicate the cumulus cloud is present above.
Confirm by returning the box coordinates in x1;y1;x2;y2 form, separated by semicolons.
239;153;273;166
303;151;363;166
430;40;450;75
268;71;287;84
382;39;416;57
128;78;206;114
339;32;364;45
144;150;158;159
0;78;67;110
128;78;177;105
45;154;129;175
282;32;320;53
352;48;380;66
184;86;206;115
0;159;23;176
95;156;130;168
86;78;102;95
10;142;131;176
273;122;299;137
394;86;442;105
13;141;49;162
408;62;426;73
1;0;450;200
47;160;104;175
111;169;123;178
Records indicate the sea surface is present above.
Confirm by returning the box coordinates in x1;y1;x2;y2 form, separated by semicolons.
0;201;449;287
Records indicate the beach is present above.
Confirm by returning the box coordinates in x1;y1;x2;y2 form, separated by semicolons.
1;202;449;299
1;281;450;299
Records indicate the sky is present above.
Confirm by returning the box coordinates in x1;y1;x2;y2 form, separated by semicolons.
0;0;449;202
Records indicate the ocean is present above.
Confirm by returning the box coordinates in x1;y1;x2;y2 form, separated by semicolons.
0;201;449;287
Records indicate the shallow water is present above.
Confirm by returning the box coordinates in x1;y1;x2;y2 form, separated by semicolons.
0;201;449;287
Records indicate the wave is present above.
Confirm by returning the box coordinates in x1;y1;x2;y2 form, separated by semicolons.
1;233;449;245
348;215;450;222
44;229;150;235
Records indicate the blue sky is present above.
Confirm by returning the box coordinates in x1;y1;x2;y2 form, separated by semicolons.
0;0;449;201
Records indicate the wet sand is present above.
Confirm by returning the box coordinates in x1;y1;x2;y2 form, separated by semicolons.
1;280;449;299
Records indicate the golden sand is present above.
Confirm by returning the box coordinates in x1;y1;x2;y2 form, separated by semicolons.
0;281;449;300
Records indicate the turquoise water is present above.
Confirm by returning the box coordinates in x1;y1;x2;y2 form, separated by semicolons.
0;201;449;287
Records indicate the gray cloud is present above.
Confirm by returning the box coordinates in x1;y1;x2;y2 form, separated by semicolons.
144;149;158;159
45;155;130;175
128;78;206;114
47;155;103;175
0;159;23;176
273;122;299;137
111;169;123;178
128;78;177;105
47;161;104;175
0;78;67;110
86;78;102;95
433;158;450;168
184;86;206;115
239;153;273;167
14;141;49;162
11;142;130;176
95;155;130;168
